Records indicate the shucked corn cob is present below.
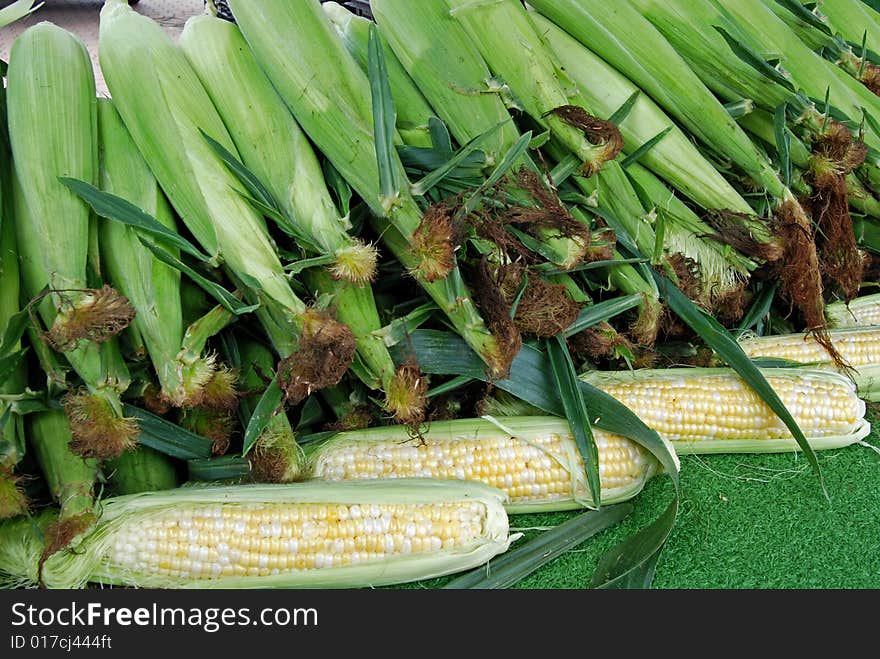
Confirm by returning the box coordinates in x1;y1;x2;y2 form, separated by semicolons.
0;481;512;589
305;417;660;512
738;330;880;401
826;295;880;328
581;368;870;453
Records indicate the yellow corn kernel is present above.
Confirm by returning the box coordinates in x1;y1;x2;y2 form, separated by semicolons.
306;417;658;512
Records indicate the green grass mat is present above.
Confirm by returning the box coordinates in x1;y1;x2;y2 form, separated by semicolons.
404;408;880;589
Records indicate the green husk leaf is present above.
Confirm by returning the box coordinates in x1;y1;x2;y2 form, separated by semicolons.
0;0;42;29
773;104;792;188
0;308;31;359
563;294;644;337
621;126;673;168
591;497;678;589
242;378;284;456
188;455;251;482
546;335;601;507
60;178;210;262
713;26;796;92
608;91;641;126
736;283;779;338
368;23;400;207
122;404;213;460
444;504;632;589
138;238;259;316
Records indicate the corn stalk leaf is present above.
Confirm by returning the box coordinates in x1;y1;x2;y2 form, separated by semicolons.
591;497;678;589
123;405;214;460
462;132;533;215
138;237;259;316
654;273;826;496
445;504;633;589
546;336;601;507
60;178;211;262
242;377;284;456
562;294;643;337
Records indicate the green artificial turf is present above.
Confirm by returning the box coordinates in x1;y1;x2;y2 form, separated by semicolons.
404;408;880;589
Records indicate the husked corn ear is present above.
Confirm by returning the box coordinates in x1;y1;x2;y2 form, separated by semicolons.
28;481;511;589
306;417;659;512
826;295;880;328
738;330;880;402
582;368;870;452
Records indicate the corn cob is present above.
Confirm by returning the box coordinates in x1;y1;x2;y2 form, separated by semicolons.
227;0;514;377
368;0;662;342
581;368;869;453
98;0;355;402
531;0;836;340
106;447;179;496
322;2;435;148
0;480;512;589
305;417;660;513
814;0;880;54
98;98;224;409
179;15;422;422
826;294;880;328
0;148;27;520
7;22;137;458
738;329;880;401
329;2;591;272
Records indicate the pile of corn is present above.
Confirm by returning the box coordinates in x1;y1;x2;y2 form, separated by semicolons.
0;0;878;589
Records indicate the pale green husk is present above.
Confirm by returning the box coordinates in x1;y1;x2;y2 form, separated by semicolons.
35;480;512;589
826;294;880;328
98;0;306;356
